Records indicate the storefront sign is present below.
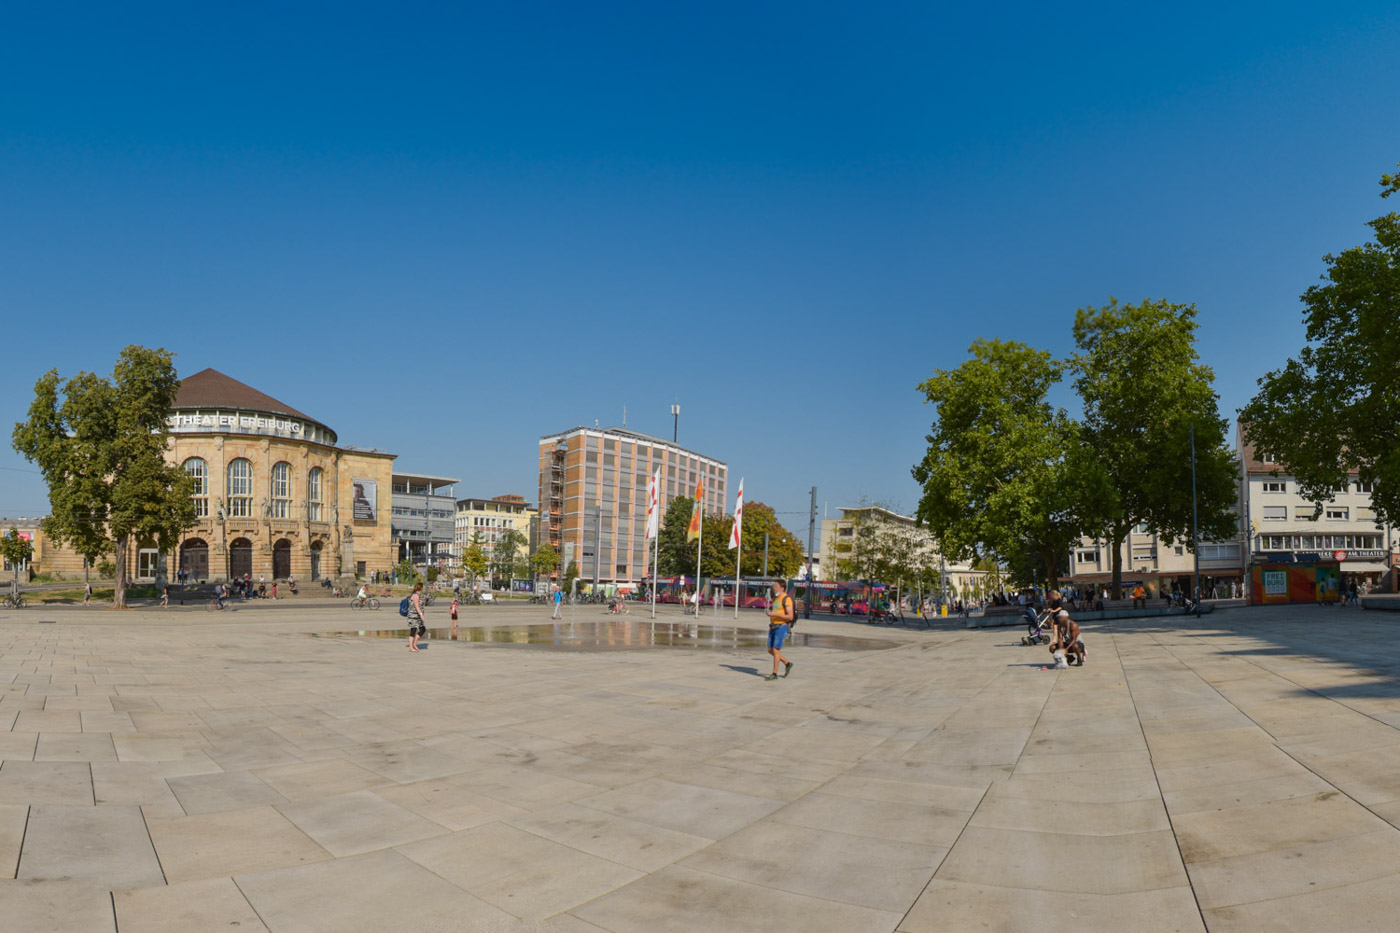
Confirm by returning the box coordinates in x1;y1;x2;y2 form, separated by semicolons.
1262;570;1287;596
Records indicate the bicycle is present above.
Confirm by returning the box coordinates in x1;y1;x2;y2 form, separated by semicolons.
3;593;24;609
205;598;227;611
349;596;381;610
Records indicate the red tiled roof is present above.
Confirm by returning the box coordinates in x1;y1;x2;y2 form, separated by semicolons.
174;369;317;422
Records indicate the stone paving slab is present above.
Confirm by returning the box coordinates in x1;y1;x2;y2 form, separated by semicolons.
8;601;1400;929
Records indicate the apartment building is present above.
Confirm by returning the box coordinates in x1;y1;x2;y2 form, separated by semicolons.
454;495;538;579
1239;430;1395;591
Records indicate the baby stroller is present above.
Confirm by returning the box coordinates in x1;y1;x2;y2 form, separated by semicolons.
1020;607;1051;646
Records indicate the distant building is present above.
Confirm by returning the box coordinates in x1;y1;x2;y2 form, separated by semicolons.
538;426;727;584
1064;524;1246;599
454;495;539;581
392;473;459;570
819;506;987;597
1238;427;1395;591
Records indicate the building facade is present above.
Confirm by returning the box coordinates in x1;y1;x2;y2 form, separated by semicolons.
1065;525;1246;598
538;426;727;585
1238;430;1396;591
391;473;458;570
18;369;397;584
819;506;988;597
454;495;538;582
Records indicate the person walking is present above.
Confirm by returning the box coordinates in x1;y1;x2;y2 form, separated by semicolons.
408;582;427;652
84;581;92;607
160;584;169;608
550;584;563;620
765;579;796;681
450;597;459;639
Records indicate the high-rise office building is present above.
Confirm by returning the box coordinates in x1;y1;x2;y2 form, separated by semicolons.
538;426;728;584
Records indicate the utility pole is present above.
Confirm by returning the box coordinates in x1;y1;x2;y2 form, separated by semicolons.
805;486;816;619
1190;422;1201;615
763;532;770;578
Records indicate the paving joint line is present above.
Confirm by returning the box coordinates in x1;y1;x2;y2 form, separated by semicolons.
1114;626;1211;933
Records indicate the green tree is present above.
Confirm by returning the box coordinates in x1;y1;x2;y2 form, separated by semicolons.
656;496;695;576
913;339;1096;589
1073;298;1240;597
12;346;197;609
492;529;528;585
737;502;804;578
394;558;418;584
0;529;33;594
1241;165;1400;522
461;534;489;585
563;559;579;595
530;543;560;580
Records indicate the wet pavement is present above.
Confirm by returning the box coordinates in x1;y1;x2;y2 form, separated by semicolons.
312;619;897;652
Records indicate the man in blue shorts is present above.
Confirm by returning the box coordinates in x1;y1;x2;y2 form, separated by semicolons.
765;580;796;681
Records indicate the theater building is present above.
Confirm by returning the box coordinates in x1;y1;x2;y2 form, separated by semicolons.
159;369;397;584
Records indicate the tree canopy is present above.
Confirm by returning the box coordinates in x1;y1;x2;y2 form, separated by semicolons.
1073;298;1240;596
1241;165;1400;523
912;339;1093;588
0;529;33;593
12;346;196;609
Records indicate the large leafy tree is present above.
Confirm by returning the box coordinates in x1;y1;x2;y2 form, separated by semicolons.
1073;298;1239;597
736;502;805;578
12;347;196;609
656;496;696;576
492;528;528;584
913;339;1098;589
529;542;560;580
1241;166;1400;522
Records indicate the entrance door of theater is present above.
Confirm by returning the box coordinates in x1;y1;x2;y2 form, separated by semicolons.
180;540;209;580
309;544;322;581
272;540;292;579
229;539;253;580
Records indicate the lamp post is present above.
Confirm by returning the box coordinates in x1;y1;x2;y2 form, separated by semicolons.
1190;422;1201;616
671;404;680;443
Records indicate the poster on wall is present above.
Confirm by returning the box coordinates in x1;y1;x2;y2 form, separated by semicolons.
352;478;377;522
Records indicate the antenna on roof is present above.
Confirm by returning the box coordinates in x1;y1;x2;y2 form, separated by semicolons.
623;406;627;428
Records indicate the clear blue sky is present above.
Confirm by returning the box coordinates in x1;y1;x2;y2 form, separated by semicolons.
3;1;1398;535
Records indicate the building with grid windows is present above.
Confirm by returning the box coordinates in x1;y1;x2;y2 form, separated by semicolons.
538;426;727;585
454;495;538;583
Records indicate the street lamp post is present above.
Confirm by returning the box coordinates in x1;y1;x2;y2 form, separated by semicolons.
1190;422;1201;616
671;404;680;443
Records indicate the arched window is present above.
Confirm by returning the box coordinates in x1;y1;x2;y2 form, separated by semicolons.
271;462;291;519
184;458;208;517
227;459;253;517
307;467;323;521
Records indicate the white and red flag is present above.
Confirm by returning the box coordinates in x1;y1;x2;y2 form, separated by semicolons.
645;469;661;540
728;479;744;550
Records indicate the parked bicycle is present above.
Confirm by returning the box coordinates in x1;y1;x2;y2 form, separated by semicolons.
350;596;381;610
3;593;24;609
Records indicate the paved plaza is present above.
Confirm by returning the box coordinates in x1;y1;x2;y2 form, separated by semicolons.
3;599;1400;931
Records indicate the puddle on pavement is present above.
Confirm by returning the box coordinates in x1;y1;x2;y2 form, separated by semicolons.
310;619;896;652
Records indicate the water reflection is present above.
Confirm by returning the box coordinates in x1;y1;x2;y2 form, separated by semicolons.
311;619;893;652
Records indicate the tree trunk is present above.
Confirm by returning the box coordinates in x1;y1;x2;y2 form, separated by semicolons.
1109;524;1127;600
114;536;128;609
1043;547;1061;590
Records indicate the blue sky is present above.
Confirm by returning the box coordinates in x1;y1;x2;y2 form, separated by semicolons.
3;1;1398;534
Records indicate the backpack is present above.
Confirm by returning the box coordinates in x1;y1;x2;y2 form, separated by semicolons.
399;597;410;618
781;594;796;628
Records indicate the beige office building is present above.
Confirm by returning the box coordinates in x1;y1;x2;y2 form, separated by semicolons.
538;426;727;584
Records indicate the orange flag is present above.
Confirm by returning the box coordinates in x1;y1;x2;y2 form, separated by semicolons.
686;478;705;541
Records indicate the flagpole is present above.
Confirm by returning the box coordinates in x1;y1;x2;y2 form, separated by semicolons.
651;528;659;620
734;533;742;620
695;501;703;618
